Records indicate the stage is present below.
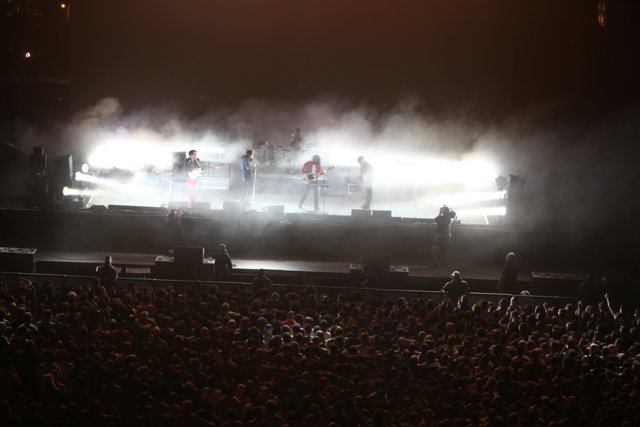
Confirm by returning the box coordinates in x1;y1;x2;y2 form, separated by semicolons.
2;204;635;273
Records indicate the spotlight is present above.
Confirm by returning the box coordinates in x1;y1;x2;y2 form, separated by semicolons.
63;187;97;197
24;51;32;59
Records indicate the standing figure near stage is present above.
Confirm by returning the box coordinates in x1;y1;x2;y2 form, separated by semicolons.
299;154;324;212
441;270;469;304
431;205;457;269
166;208;184;248
357;156;374;209
96;255;118;289
497;251;519;293
213;243;233;281
240;149;255;205
184;149;201;208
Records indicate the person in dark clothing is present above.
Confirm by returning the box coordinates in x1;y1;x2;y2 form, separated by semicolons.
431;205;456;268
96;256;118;289
579;273;602;307
497;251;519;293
166;209;184;247
252;269;272;292
359;264;379;288
239;149;255;205
213;244;233;281
441;271;469;304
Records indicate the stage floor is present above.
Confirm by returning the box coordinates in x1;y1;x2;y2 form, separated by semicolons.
35;249;531;284
85;171;504;225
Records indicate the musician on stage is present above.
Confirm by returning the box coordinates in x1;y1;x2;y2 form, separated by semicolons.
184;149;201;208
240;149;255;205
357;156;374;209
299;154;324;212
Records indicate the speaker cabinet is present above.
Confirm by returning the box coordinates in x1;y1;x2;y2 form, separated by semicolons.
223;201;243;213
351;209;371;219
0;247;37;273
154;254;214;280
266;205;285;216
191;202;211;210
531;272;585;297
174;246;204;266
360;254;391;274
174;246;204;281
372;210;392;219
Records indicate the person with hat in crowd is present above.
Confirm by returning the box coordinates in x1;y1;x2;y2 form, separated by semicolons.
441;270;469;304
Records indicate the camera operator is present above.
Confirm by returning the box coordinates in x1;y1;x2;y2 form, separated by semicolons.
430;205;457;269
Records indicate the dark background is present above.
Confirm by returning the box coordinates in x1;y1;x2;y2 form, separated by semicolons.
70;0;637;117
1;0;638;122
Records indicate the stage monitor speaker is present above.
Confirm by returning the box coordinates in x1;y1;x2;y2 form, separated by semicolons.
0;247;37;273
361;253;390;274
223;200;243;213
108;205;168;214
28;146;47;174
169;201;190;209
531;272;584;297
88;205;108;213
351;209;371;218
53;154;73;185
372;210;392;220
49;154;73;199
266;205;285;216
191;202;211;210
174;246;204;266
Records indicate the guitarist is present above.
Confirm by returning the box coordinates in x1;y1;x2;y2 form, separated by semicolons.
185;149;201;208
299;154;324;211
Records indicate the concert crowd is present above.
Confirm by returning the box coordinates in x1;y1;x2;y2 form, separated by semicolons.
1;275;639;426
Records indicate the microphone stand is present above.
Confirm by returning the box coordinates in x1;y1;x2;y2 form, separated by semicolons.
321;168;329;215
251;161;258;206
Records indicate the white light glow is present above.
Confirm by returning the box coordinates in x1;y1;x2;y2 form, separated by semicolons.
87;140;173;170
432;190;506;207
75;172;110;185
323;148;498;189
81;163;90;173
457;206;507;217
85;130;228;172
63;187;98;197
